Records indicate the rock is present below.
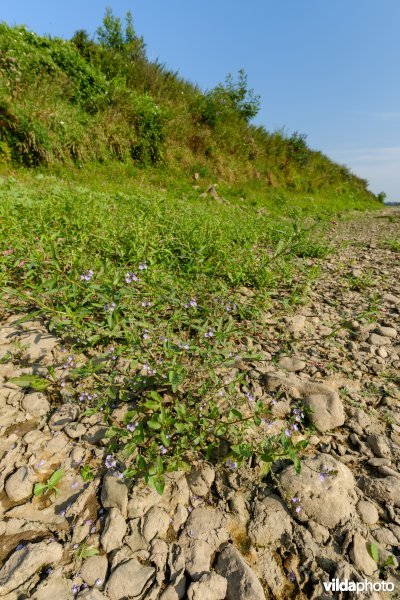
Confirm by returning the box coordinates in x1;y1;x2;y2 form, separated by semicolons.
349;532;378;576
254;549;286;598
81;555;108;587
300;383;344;432
125;519;148;552
64;422;86;439
77;589;108;600
101;471;128;516
0;541;63;595
181;507;229;551
82;425;108;445
100;508;127;553
184;539;213;581
384;293;400;305
367;434;391;458
142;506;170;542
248;495;292;547
22;392;50;417
307;520;330;544
285;315;306;334
279;454;357;528
358;476;400;507
216;545;265;600
5;466;35;503
369;333;391;347
48;403;79;431
106;558;155;600
374;325;397;339
187;463;215;497
160;586;180;600
278;357;306;372
357;500;379;525
31;575;73;600
187;572;228;600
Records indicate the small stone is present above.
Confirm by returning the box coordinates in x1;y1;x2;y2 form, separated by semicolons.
48;403;79;431
285;315;306;334
184;539;213;581
377;347;388;358
375;325;397;339
31;575;72;600
5;466;35;503
142;506;170;542
101;471;128;516
81;555;108;587
278;357;306;372
187;463;215;497
22;392;50;417
357;500;379;525
65;422;86;439
301;383;345;432
187;572;228;600
369;333;391;347
279;453;357;528
216;545;265;600
100;508;127;553
248;495;292;547
0;541;63;595
106;558;155;600
358;476;400;507
349;532;378;576
367;434;391;458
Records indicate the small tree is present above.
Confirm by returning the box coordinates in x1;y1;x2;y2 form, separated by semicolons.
212;69;261;122
96;7;146;59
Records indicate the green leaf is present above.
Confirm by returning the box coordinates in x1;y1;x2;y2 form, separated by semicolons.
147;419;161;430
47;468;64;487
367;542;380;563
33;482;47;496
9;375;51;392
142;400;160;410
82;546;99;558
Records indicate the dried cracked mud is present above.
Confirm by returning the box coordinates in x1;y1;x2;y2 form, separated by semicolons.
0;208;400;600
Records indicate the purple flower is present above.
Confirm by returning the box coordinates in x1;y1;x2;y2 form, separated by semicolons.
105;455;117;469
104;302;116;312
319;473;327;482
295;506;302;513
127;423;137;432
226;459;238;470
289;571;296;582
95;578;103;587
80;270;94;281
185;298;198;308
159;445;168;455
246;392;255;402
125;272;139;284
72;584;80;594
291;497;299;503
285;429;291;437
139;263;148;270
204;329;214;338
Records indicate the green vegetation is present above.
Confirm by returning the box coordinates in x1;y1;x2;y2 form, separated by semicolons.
33;468;64;497
0;10;382;492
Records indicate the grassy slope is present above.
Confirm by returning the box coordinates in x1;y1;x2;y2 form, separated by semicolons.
0;16;385;488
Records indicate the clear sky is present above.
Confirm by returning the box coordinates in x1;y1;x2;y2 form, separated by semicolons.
2;1;400;201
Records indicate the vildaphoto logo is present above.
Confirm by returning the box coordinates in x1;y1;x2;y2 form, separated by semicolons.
323;578;394;594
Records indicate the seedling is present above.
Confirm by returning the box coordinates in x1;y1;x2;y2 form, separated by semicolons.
80;465;95;482
34;468;64;497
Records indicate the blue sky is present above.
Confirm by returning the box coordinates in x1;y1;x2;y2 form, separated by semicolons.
2;1;400;200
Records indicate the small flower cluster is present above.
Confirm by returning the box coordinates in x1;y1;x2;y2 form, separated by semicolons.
185;298;198;309
104;302;116;312
62;355;75;369
291;496;303;514
80;269;94;281
125;272;139;284
79;391;98;402
204;329;214;338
